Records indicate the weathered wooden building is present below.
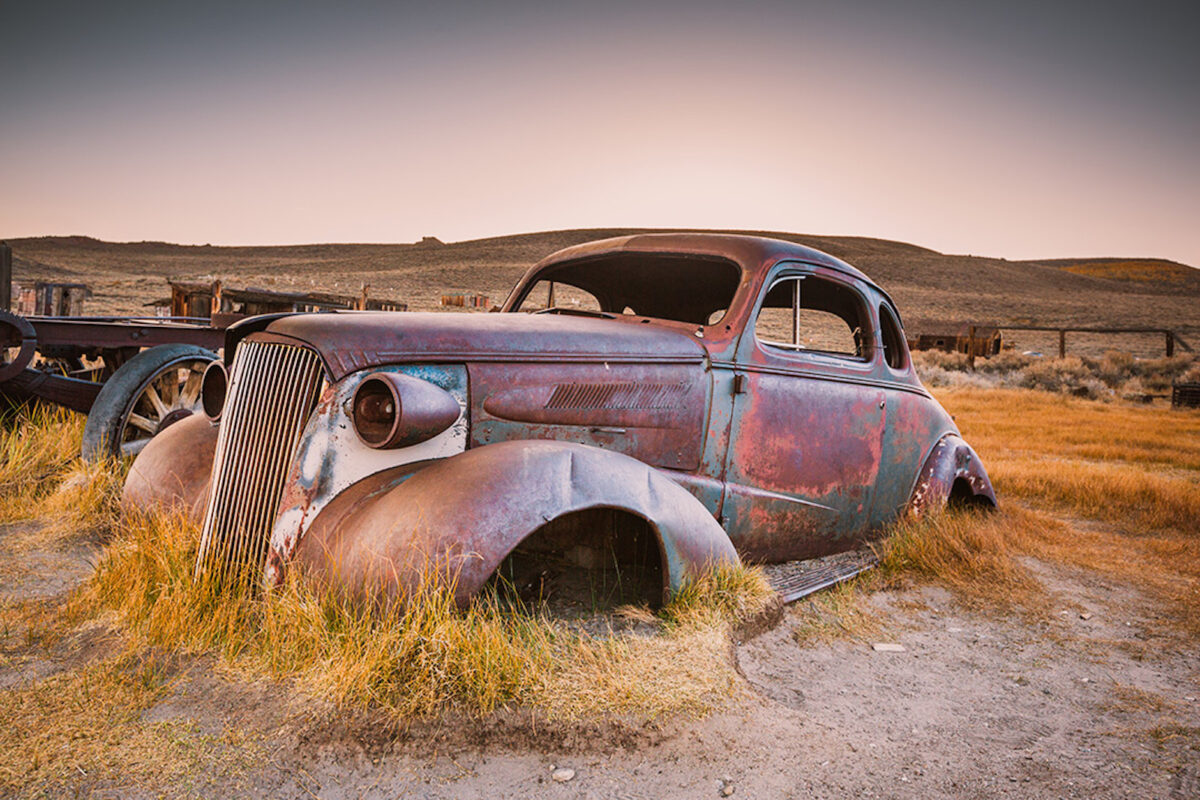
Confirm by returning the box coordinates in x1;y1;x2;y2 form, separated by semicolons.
13;281;92;317
908;324;1003;357
150;280;406;321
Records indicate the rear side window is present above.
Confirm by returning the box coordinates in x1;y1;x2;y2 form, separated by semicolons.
755;275;871;360
879;304;907;370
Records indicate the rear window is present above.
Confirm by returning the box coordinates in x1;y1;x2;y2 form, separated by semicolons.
511;254;741;326
879;303;907;370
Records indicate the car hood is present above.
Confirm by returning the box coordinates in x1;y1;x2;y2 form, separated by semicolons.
262;311;708;380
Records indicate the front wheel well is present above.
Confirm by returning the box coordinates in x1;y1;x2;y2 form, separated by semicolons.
487;507;667;613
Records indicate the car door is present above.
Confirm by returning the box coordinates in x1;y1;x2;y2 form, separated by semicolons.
721;266;886;562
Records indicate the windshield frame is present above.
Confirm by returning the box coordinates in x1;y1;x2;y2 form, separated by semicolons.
501;251;745;329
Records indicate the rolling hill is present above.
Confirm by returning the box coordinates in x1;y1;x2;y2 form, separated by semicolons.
6;228;1198;357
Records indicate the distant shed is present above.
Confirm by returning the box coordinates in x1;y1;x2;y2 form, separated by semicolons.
14;281;92;317
440;292;491;309
148;280;406;320
908;324;1002;357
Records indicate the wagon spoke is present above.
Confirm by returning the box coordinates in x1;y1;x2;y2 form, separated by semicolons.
127;412;158;434
159;370;180;405
143;383;169;418
180;369;204;408
120;438;150;458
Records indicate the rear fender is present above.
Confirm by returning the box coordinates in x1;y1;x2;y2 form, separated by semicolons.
268;439;739;605
908;434;997;515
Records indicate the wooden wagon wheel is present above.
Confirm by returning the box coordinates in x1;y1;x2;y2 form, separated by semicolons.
81;344;218;461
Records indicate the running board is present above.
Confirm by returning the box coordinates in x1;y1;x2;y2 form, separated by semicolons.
767;553;879;604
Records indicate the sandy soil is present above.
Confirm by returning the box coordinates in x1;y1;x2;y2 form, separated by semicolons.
230;569;1197;800
4;518;1196;799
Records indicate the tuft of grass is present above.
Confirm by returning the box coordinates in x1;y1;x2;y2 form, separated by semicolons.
38;456;128;537
69;509;770;721
875;506;1050;611
660;564;775;629
0;406;85;524
1103;683;1171;715
790;581;883;645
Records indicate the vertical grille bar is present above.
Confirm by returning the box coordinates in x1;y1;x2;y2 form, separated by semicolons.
196;340;324;584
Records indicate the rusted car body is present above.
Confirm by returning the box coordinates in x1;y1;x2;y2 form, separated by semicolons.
124;234;995;605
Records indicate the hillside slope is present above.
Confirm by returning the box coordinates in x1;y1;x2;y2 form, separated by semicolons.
6;228;1198;356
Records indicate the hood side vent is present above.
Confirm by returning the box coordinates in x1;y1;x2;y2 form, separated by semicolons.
545;382;686;411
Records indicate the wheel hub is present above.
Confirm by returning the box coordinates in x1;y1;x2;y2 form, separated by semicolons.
156;407;195;434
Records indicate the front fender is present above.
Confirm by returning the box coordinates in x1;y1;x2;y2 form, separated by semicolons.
268;440;739;605
121;413;217;518
908;433;997;515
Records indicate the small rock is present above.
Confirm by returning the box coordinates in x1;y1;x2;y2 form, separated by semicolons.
1079;612;1092;620
872;643;906;653
552;768;575;783
56;473;89;494
720;785;735;797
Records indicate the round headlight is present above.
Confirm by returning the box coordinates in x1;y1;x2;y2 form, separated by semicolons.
201;361;228;422
351;372;461;449
352;377;400;447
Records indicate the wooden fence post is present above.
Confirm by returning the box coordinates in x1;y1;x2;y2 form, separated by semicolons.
1058;330;1067;358
0;242;10;312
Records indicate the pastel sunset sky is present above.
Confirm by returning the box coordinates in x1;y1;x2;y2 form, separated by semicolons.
2;0;1197;265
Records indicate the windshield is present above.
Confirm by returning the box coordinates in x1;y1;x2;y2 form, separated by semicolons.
509;253;742;326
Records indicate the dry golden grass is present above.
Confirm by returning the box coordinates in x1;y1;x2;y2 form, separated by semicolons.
1061;260;1196;283
790;581;884;645
0;649;264;798
925;388;1198;630
67;508;773;721
875;506;1051;610
0;406;85;524
936;387;1200;472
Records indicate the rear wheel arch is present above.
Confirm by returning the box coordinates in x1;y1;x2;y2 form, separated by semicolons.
908;434;997;516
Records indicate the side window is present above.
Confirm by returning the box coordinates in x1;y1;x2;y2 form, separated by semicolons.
753;278;801;348
754;275;871;360
879;303;907;370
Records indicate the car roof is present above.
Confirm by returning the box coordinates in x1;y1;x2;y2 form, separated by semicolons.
533;232;881;291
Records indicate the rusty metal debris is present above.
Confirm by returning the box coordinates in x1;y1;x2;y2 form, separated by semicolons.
764;551;880;604
112;233;997;605
1173;382;1200;408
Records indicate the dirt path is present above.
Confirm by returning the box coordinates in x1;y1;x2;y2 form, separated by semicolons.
234;563;1197;799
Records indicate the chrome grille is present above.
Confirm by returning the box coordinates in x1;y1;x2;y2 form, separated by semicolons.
196;340;324;584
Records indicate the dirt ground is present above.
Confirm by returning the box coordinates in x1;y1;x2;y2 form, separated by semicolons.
3;515;1197;799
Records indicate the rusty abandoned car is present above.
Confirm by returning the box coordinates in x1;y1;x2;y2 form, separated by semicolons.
122;234;996;605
